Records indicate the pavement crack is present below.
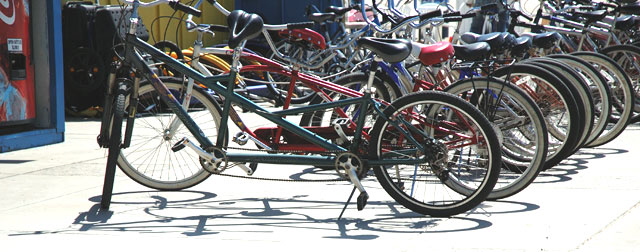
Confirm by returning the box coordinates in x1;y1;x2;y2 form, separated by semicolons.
573;200;640;251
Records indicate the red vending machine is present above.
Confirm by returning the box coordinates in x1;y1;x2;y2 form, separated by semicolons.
0;0;35;126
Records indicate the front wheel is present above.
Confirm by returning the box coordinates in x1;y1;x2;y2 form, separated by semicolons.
116;77;224;190
369;91;501;217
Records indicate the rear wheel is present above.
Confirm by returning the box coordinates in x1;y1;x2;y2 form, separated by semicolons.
369;91;501;217
494;63;581;170
600;45;640;123
546;54;612;146
526;58;594;151
572;51;634;147
443;77;548;200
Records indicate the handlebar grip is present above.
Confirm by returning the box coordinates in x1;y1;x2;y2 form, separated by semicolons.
443;11;461;17
209;24;229;32
461;12;476;19
287;22;315;30
169;1;202;17
419;9;443;22
444;16;462;22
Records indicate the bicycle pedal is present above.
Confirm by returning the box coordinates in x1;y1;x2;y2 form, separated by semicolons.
171;137;187;152
233;132;249;145
357;192;369;211
97;134;108;148
249;163;258;173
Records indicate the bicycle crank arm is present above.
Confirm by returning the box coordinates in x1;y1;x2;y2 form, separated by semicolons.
172;137;218;164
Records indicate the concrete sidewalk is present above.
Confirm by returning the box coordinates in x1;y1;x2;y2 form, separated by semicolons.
1;118;639;251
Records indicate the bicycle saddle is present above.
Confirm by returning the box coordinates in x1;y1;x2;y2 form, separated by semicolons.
461;32;513;54
510;36;532;57
572;9;608;24
616;0;639;3
227;10;264;49
615;15;636;30
325;5;353;16
521;32;561;49
619;2;640;15
308;13;337;23
453;42;491;61
357;37;412;63
411;41;454;66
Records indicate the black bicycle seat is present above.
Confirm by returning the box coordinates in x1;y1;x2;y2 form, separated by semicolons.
499;32;517;52
357;37;412;63
572;9;608;24
510;36;532;57
227;10;264;49
615;15;636;30
619;2;640;15
530;32;561;49
462;32;507;54
308;13;337;23
325;5;352;16
453;42;491;61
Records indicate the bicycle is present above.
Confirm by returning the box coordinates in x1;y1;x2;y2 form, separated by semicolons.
297;3;548;200
508;2;635;147
97;0;502;217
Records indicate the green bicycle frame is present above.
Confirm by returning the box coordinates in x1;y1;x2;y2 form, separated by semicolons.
123;33;427;167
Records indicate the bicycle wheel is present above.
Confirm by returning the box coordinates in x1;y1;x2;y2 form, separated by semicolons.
600;44;640;123
106;83;127;176
493;63;582;170
572;51;634;147
546;54;612;146
116;77;224;190
443;77;548;200
526;58;594;151
369;91;501;217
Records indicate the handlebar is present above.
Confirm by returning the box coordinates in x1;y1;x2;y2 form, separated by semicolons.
125;0;201;17
168;1;201;17
359;0;448;34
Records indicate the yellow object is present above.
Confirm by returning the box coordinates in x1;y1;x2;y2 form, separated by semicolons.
62;0;234;45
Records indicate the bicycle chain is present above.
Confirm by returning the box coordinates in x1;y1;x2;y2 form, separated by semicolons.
208;146;349;182
209;143;420;183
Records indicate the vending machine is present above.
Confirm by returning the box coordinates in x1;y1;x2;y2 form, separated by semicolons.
0;0;35;126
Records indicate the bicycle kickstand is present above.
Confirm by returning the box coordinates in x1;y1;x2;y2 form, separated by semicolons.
336;154;369;220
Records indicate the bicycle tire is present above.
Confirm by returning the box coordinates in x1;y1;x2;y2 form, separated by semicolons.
572;51;634;147
493;63;582;170
526;58;594;151
546;54;612;146
102;82;126;207
116;77;224;190
494;63;584;171
599;44;640;123
369;91;501;217
443;77;548;200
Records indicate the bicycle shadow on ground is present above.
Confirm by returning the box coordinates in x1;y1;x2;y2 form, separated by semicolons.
534;147;628;184
8;189;531;239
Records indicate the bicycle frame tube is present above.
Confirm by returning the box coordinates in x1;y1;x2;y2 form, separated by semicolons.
128;35;354;152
